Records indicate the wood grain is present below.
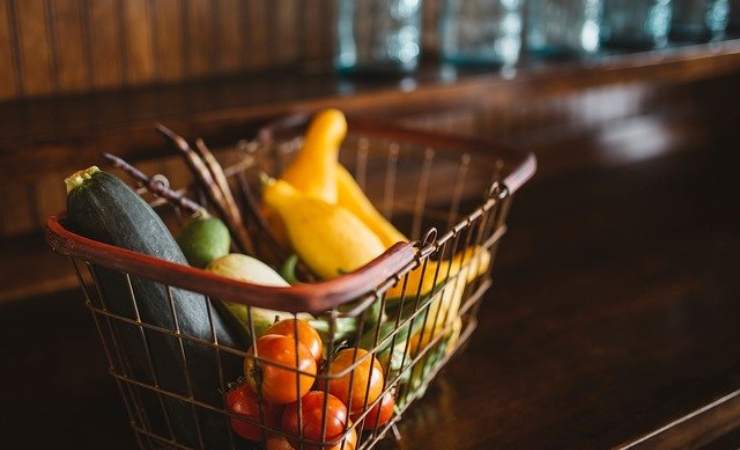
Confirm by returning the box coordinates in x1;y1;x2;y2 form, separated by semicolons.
33;170;67;226
322;0;337;61
0;0;475;98
88;0;123;89
51;0;87;92
246;0;269;69
303;0;323;63
274;0;299;65
0;0;18;98
216;0;243;73
151;0;185;82
0;182;34;235
15;0;53;95
185;0;213;77
121;0;155;84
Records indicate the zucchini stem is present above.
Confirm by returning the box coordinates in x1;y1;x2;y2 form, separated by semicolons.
64;166;100;193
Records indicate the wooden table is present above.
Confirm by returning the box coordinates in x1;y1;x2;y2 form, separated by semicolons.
3;132;739;449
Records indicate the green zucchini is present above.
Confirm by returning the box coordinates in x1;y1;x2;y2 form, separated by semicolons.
66;167;244;448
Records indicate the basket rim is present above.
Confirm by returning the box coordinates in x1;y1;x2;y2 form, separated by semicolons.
46;116;536;315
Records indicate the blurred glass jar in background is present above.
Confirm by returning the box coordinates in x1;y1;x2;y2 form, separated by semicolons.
335;0;422;74
526;0;602;57
670;0;729;41
728;0;740;35
440;0;523;67
600;0;673;49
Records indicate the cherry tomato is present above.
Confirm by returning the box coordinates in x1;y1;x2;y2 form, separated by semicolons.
265;318;324;362
327;423;357;450
281;391;349;450
352;391;394;429
245;334;317;404
327;348;384;413
226;383;281;441
267;428;357;450
266;435;295;450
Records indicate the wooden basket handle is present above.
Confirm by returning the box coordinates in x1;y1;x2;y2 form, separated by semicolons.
46;215;417;315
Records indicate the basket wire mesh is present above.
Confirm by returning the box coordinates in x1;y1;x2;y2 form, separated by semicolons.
50;121;526;450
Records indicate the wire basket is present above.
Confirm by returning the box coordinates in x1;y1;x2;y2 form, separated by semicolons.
46;115;535;450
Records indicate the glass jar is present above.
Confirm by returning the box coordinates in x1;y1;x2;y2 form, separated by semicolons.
669;0;729;41
335;0;422;75
440;0;523;67
600;0;673;49
526;0;602;57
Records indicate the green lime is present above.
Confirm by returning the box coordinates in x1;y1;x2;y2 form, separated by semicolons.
177;216;231;268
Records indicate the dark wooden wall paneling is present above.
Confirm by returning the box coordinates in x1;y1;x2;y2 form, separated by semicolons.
0;0;441;100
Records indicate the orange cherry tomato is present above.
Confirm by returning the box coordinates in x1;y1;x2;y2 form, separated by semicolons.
265;318;324;362
226;383;282;441
281;391;349;450
245;334;317;404
352;390;394;429
327;348;384;413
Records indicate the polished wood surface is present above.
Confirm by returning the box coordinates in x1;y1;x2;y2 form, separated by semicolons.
2;130;740;449
2;42;740;241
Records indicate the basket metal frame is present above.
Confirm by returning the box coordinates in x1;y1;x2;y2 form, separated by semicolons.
46;116;534;450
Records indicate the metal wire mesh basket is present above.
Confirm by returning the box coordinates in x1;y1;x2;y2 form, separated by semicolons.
46;115;535;450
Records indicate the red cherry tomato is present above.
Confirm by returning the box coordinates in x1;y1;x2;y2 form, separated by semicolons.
327;348;384;413
352;391;394;429
281;391;349;450
327;423;357;450
244;334;317;404
226;384;281;441
266;435;295;450
266;428;357;450
265;318;324;362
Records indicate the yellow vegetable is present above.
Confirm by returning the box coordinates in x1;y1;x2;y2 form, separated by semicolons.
206;253;303;337
447;317;464;356
387;245;491;298
262;178;386;279
280;108;347;203
336;163;407;248
408;275;467;355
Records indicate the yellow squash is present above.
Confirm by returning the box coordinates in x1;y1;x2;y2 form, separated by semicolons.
280;108;347;203
262;178;386;279
336;163;407;248
387;245;491;299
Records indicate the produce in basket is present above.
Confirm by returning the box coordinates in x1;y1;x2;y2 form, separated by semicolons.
386;245;491;299
281;391;355;450
271;109;406;249
264;318;324;362
353;390;395;429
64;166;245;449
326;348;385;414
226;383;282;441
336;162;407;248
280;108;347;203
244;334;317;404
207;253;299;336
177;213;231;268
206;254;358;343
262;178;386;279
